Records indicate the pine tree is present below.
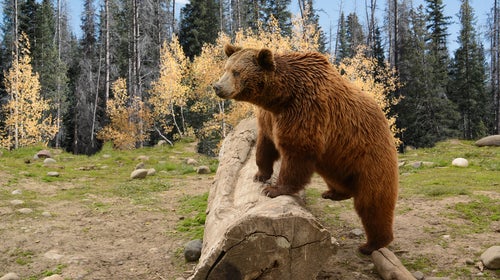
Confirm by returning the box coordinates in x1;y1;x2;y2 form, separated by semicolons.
449;0;490;139
335;12;348;61
260;0;292;36
345;12;365;58
395;5;459;148
179;0;220;59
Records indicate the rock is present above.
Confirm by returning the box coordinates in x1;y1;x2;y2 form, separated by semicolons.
349;228;364;238
41;275;64;280
186;158;198;165
157;140;167;146
481;245;500;269
35;149;52;159
130;169;148;179
102;154;111;159
196;165;211;174
452;158;469;167
10;200;24;206
147;168;156;176
17;208;33;214
0;273;20;280
465;258;475;265
398;161;405;167
44;250;64;261
184;239;203;262
412;271;424;280
0;151;3;157
411;161;422;168
47;171;60;177
42;211;52;217
11;189;22;195
475;135;500;147
43;158;57;164
136;155;149;161
422;161;435;167
135;162;145;170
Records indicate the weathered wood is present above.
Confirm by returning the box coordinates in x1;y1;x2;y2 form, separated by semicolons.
372;248;416;280
189;118;336;280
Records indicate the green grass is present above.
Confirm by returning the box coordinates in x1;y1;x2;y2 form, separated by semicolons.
447;194;500;233
398;140;499;198
175;192;209;239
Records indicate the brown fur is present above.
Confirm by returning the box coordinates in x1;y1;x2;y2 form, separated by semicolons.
213;44;399;255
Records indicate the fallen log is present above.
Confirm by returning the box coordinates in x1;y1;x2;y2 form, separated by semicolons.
372;248;416;280
189;118;336;280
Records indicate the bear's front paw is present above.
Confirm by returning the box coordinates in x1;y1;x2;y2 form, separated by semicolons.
262;185;293;198
254;171;271;183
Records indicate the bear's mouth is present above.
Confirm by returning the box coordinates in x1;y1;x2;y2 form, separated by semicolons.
213;84;232;99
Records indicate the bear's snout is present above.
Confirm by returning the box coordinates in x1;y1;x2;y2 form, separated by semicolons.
213;84;223;97
213;83;230;99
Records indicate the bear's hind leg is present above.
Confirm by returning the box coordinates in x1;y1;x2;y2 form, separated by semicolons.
254;135;280;183
354;190;395;255
322;181;352;201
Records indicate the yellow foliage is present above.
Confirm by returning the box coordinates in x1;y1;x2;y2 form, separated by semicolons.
149;35;190;136
97;78;152;150
336;45;402;146
1;33;58;149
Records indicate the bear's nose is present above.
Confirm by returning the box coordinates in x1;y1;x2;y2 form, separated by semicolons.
213;84;222;96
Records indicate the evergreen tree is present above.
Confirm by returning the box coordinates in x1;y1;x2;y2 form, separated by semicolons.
260;0;292;36
298;0;327;53
345;12;364;57
395;5;459;148
64;0;101;154
335;12;348;62
449;0;490;139
179;0;220;59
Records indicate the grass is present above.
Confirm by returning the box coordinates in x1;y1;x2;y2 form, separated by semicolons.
398;140;499;198
175;192;209;240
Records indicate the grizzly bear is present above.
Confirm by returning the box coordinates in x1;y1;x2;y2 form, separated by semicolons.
213;44;399;255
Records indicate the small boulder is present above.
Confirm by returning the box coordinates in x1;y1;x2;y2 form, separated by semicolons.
412;271;424;280
186;158;199;165
131;169;148;179
135;162;145;170
0;272;20;280
411;161;422;168
43;158;57;165
10;200;24;206
196;166;211;174
349;228;364;238
35;149;52;159
47;171;60;177
452;158;469;167
147;168;156;176
136;155;150;161
102;154;111;159
157;140;167;146
17;208;33;214
184;239;203;262
11;189;22;195
475;135;500;147
41;275;64;280
481;245;500;269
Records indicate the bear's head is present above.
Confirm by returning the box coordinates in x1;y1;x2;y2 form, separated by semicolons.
213;44;275;102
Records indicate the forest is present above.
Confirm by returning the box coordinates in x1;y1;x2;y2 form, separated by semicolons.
0;0;499;156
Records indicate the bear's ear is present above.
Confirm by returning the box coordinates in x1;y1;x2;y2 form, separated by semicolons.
224;44;242;57
257;48;275;71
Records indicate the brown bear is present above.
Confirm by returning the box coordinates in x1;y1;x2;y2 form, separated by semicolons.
213;44;399;255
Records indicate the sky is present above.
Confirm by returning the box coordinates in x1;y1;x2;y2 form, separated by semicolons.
64;0;492;52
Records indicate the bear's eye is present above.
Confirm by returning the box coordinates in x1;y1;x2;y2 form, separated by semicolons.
232;70;240;77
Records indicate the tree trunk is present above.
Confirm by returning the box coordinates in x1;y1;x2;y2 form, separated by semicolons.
189;118;336;280
372;248;415;280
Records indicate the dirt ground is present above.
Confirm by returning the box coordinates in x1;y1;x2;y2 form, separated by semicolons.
0;170;499;280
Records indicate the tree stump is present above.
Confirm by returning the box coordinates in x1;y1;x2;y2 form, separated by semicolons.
189;118;336;280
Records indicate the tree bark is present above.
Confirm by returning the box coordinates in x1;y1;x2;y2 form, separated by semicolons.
372;248;416;280
189;118;336;280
